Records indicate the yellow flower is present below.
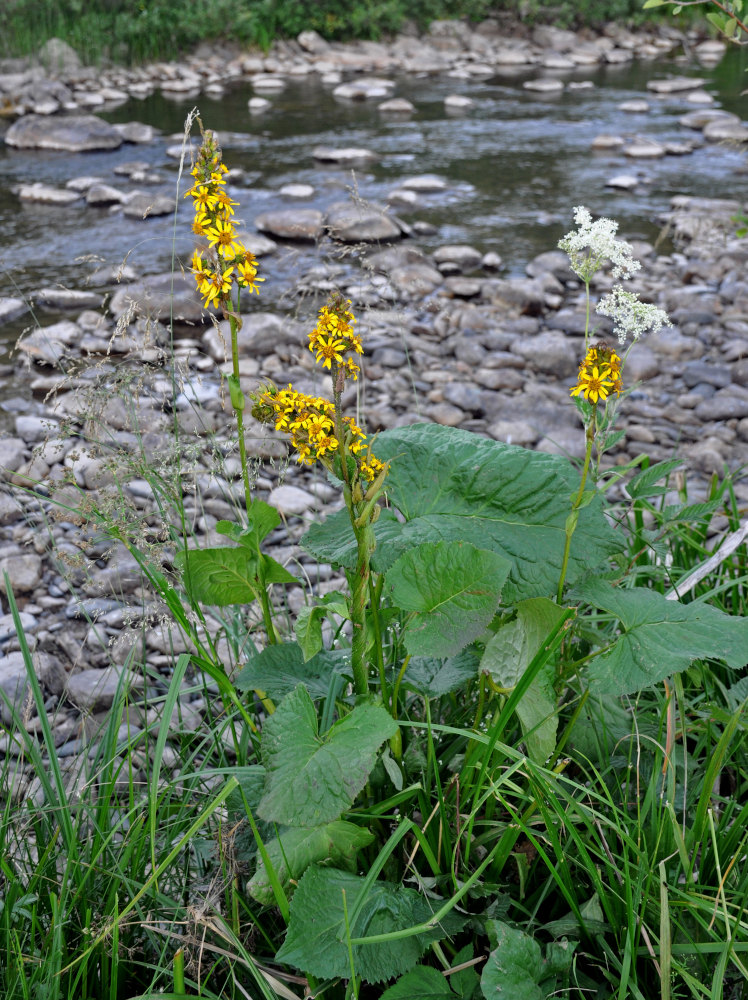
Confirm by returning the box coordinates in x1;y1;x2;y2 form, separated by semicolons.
570;364;615;404
202;266;234;306
192;211;212;238
315;335;346;369
188;184;217;213
207;217;242;258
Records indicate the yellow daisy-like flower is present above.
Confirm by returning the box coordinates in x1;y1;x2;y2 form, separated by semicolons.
192;211;212;238
571;344;623;404
315;335;346;369
189;184;217;213
207;218;242;258
213;190;238;215
202;266;234;306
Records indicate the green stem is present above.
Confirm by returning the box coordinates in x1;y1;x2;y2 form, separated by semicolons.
228;301;278;644
350;510;373;698
369;574;387;702
556;407;596;604
584;278;591;351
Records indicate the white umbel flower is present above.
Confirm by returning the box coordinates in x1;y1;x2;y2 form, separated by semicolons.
559;205;641;281
596;285;672;345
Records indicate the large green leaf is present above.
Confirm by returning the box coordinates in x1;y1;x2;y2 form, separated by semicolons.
235;642;350;701
276;866;459;983
403;649;481;698
303;424;622;602
380;966;453;999
480;598;565;763
387;541;510;657
481;921;544;1000
258;685;398;826
248;820;374;905
574;579;748;695
176;546;295;606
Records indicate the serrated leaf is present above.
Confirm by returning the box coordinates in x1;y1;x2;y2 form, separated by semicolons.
450;943;480;999
380;965;453;999
387;541;510;658
660;500;722;524
626;458;684;499
216;499;279;549
226;764;266;816
303;426;621;602
276;866;459;983
404;649;481;697
235;642;350;701
258;685;398;826
248;821;374;905
481;921;544;1000
177;546;262;605
481;599;565;763
574;579;748;695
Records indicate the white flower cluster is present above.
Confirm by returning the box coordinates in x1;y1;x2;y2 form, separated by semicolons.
558;205;641;282
595;285;672;345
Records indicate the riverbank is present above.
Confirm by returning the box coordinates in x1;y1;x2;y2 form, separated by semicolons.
0;18;747;785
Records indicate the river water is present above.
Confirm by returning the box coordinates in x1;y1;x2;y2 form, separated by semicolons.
0;47;747;348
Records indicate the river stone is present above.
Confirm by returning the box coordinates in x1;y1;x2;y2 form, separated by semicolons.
523;78;564;93
591;134;625;150
695;390;748;421
624;140;665;158
268;484;318;516
333;77;394;100
679;109;739;130
84;183;124;206
444;94;475;110
6;113;124;151
618;99;650;112
378;97;415;114
685;90;715;105
297;29;330;54
0;298;29;326
605;174;639;190
252;74;286;91
0;439;26;476
65;667;142;712
432;245;483;270
35;288;104;309
254;209;324;241
683;360;732;389
112;120;159;143
279;183;315;198
16;183;81;205
202;311;306;361
511;331;578;377
17;320;80;365
121;191;176;218
400;174;449;192
624;345;659;382
248;96;272;113
325;201;401;243
0;553;42;593
536;426;586;459
648;76;707;94
487;419;540;446
703;120;748;143
442;382;486;414
387;263;443;297
313;146;380;166
0;652;32;723
541;53;576;69
427;402;465;426
109;272;208;324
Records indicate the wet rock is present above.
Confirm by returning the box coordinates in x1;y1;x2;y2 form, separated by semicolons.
254;208;324;241
523;78;564;93
605;174;639;190
0;298;29;326
325;201;401;243
252;74;286;92
85;183;125;206
121;191;176;218
591;134;625;150
279;183;315;198
444;94;475;110
6;113;124;151
647;75;706;94
112;120;158;143
378;97;415;114
312;146;379;165
618;99;649;112
624;140;665;159
16;183;81;205
679;109;739;130
248;96;272;113
400;174;449;192
333;77;395;100
702;120;748;144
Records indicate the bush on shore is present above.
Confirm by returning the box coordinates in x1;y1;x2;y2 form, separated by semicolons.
2;0;659;65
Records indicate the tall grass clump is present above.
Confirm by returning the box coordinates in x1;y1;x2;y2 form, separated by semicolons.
1;117;748;1000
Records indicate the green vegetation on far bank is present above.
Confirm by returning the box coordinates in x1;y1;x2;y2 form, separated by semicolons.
3;0;667;66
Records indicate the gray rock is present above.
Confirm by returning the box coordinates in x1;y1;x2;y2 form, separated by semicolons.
0;298;29;326
17;320;80;365
203;311;306;361
702;120;748;143
488;420;540;446
109;272;209;324
5;113;124;151
624;140;665;159
679;109;738;130
325;201;401;243
444;94;475;110
378;97;415;114
0;553;43;593
312;146;379;164
695;390;748;421
433;245;483;271
85;183;125;206
427;402;465;426
624;346;659;382
618;99;650;112
647;76;707;94
683;360;732;389
442;383;486;414
523;78;564;93
35;288;104;309
268;485;318;516
279;183;315;199
511;331;578;377
591;134;625;150
112;120;159;143
255;209;324;241
536;426;586;459
0;439;27;476
16;183;81;205
38;37;82;73
121;191;176;218
65;667;142;712
387;263;443;297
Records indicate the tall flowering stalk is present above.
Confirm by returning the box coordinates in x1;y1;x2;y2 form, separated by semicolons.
252;295;387;698
556;207;671;602
185;126;279;641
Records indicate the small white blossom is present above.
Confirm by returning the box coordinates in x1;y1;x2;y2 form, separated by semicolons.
595;285;672;345
559;205;641;282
